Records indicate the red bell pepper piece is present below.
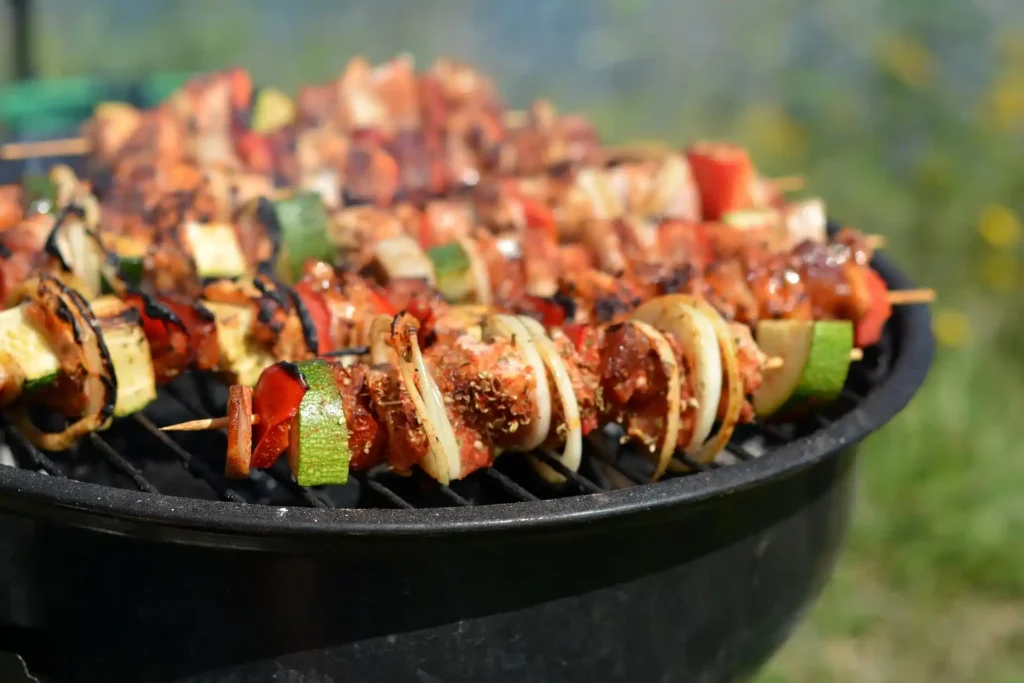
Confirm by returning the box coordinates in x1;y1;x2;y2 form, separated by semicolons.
852;267;891;348
367;284;397;317
227;67;253;114
686;141;755;221
562;323;588;351
234;130;275;174
521;198;558;241
251;364;308;468
519;295;567;328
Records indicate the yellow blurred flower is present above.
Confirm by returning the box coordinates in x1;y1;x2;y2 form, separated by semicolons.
933;309;971;348
982;73;1024;131
980;251;1019;292
876;35;937;89
977;204;1022;249
738;104;807;162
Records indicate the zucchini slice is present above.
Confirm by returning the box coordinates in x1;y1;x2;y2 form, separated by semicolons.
754;320;853;418
287;360;350;486
90;296;158;417
184;222;248;280
0;305;60;392
202;301;276;387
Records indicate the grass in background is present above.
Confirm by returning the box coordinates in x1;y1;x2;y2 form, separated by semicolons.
3;1;1024;680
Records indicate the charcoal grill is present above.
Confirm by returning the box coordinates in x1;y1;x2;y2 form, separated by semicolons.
0;126;934;681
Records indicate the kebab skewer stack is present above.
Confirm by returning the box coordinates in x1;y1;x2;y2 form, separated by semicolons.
0;58;933;488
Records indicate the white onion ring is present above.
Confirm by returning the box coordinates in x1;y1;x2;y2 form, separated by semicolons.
8;277;115;451
483;315;551;452
648;295;744;463
518;317;583;483
626;320;682;480
395;329;462;484
633;296;722;455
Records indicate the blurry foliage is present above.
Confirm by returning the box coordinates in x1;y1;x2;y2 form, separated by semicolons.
2;0;1024;680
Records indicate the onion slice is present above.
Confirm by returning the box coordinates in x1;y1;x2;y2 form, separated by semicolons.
644;295;744;463
518;316;583;483
625;320;682;480
483;315;551;452
8;277;116;451
395;329;461;484
633;297;722;456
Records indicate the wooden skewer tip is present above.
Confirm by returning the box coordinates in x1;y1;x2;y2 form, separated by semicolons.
764;348;864;370
160;414;258;432
887;288;936;305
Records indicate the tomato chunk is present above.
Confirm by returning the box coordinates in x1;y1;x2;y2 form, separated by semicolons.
852;267;891;348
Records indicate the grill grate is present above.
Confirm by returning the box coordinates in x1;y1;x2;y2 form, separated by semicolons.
0;353;874;510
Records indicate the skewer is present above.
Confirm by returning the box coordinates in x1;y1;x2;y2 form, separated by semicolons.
161;415;258;432
1;137;91;161
164;343;868;432
762;347;863;371
887;289;935;305
770;175;805;192
865;235;886;250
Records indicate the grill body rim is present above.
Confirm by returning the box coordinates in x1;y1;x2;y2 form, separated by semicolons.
0;237;934;546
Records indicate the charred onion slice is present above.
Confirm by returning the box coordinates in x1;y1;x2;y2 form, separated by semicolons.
652;294;744;463
483;314;552;452
632;296;722;456
368;314;396;366
8;277;116;451
518;316;583;483
395;328;461;484
625;319;682;480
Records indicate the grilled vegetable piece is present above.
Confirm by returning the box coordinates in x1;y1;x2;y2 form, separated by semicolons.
226;384;254;478
288;360;351;486
202;301;277;387
686;141;755;220
251;362;308;468
0;303;60;392
754;320;853;418
429;241;474;302
270;192;335;282
21;173;58;215
428;238;491;304
366;235;436;285
89;296;158;417
48;212;107;299
184;222;248;279
250;87;295;133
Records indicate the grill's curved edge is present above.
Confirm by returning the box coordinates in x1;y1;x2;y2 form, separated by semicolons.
0;233;935;547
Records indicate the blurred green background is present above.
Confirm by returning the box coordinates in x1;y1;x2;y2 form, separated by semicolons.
3;1;1024;680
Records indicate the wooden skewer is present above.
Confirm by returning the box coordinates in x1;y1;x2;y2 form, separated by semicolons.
1;137;91;161
865;235;886;250
763;347;863;371
164;346;873;433
888;288;935;305
769;175;805;192
161;414;259;432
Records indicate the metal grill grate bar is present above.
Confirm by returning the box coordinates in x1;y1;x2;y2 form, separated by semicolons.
533;451;605;494
354;472;415;509
482;468;539;502
88;433;159;493
4;423;65;476
133;414;248;504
